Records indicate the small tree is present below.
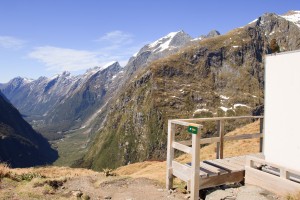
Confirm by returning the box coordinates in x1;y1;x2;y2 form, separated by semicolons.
270;38;280;53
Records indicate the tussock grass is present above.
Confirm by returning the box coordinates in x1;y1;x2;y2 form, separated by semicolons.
0;163;11;180
5;166;99;178
287;192;300;200
0;164;100;199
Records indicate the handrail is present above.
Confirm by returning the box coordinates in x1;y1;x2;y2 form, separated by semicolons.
172;115;263;122
166;115;264;200
171;116;264;157
178;133;263;146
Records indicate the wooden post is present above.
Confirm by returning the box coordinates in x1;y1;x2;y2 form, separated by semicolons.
280;168;288;179
259;118;264;152
216;120;224;159
166;120;175;190
190;127;201;200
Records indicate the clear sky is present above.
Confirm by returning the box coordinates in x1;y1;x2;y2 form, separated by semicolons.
0;0;299;83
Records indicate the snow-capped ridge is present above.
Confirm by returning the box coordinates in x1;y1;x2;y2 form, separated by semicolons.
147;30;190;53
248;10;300;28
100;61;119;70
8;76;34;86
281;10;300;28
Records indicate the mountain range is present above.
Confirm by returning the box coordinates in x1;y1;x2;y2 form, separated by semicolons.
1;11;300;169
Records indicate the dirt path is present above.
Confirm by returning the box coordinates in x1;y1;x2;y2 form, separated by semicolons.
62;175;186;200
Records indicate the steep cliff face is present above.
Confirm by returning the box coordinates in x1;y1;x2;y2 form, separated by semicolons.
79;13;300;170
0;91;57;167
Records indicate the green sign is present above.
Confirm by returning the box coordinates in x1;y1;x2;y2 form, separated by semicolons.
188;126;198;134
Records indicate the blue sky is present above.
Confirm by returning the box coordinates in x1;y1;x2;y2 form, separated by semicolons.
0;0;299;83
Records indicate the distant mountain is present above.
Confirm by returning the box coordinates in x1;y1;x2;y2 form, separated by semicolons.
1;62;122;139
0;31;196;141
0;91;57;167
77;12;300;170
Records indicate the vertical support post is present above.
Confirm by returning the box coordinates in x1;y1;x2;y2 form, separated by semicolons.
259;118;264;153
280;168;288;179
190;127;201;200
216;120;224;159
166;120;175;190
246;156;254;168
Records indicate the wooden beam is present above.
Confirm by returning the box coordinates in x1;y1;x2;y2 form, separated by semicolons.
216;120;224;159
246;156;300;178
172;161;191;182
259;118;264;152
170;120;202;128
224;133;262;141
166;120;175;190
172;142;192;154
190;129;201;200
175;115;263;122
245;166;300;196
177;137;220;146
201;137;221;144
177;133;262;147
199;171;244;190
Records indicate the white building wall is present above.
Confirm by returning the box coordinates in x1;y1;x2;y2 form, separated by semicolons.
264;50;300;171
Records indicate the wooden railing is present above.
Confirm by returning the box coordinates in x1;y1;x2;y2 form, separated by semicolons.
166;116;264;200
245;156;300;195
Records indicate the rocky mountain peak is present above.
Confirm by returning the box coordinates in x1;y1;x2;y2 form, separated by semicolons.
206;30;221;38
9;76;33;86
193;29;221;41
125;31;193;77
145;30;192;53
101;61;120;70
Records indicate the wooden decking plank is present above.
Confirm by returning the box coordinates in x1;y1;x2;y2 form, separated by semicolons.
185;163;209;178
200;167;218;177
216;159;244;169
210;160;242;172
203;160;233;173
227;158;246;167
199;171;244;190
223;156;245;163
200;162;228;175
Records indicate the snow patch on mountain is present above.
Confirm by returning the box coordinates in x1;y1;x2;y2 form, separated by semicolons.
248;11;300;28
281;10;300;28
148;31;181;52
101;61;119;70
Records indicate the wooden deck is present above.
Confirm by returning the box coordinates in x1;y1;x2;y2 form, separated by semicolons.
173;153;264;190
166;116;264;200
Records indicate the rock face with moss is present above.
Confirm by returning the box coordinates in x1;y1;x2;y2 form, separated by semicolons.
0;91;58;167
78;13;300;170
